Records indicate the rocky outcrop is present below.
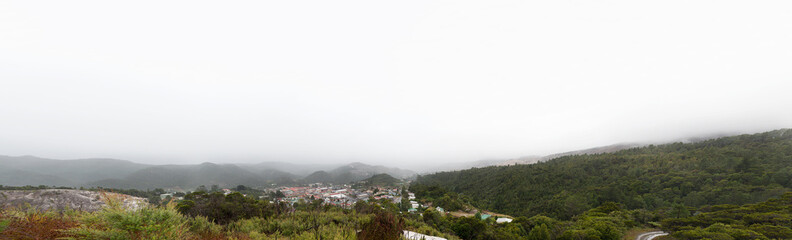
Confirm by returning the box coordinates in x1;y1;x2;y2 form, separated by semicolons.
0;189;147;212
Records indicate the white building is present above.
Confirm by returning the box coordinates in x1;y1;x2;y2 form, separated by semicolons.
330;193;347;199
404;231;447;240
159;193;173;200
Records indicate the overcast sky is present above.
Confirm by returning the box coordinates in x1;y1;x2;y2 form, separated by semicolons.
1;1;790;168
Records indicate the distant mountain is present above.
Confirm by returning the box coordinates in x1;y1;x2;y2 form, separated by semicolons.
356;173;401;187
303;171;333;183
330;162;415;181
88;162;267;189
422;134;746;174
419;158;516;173
302;162;416;184
0;155;150;186
241;161;342;177
0;155;415;189
496;143;642;166
420;144;642;173
259;169;299;185
0;168;75;187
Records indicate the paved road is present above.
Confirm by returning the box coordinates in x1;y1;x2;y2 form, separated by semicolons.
636;231;669;240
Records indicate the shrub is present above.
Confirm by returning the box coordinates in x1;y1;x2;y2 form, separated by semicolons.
358;210;404;240
177;191;274;225
66;205;196;240
0;210;78;240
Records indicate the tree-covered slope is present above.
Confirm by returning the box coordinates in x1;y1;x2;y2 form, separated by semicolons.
87;163;266;189
412;129;792;219
662;192;792;239
301;163;416;184
357;173;401;187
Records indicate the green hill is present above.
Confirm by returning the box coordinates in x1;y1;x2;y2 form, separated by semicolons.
86;163;267;189
412;129;792;219
302;170;334;183
0;155;415;189
301;163;416;184
357;173;401;187
0;156;150;186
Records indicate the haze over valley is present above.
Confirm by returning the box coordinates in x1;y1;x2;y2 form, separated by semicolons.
2;1;792;239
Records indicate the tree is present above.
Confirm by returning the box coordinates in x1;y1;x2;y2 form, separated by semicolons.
176;191;273;224
358;210;404;240
527;224;550;240
423;209;440;228
271;190;285;199
451;217;487;240
671;203;690;218
400;196;410;211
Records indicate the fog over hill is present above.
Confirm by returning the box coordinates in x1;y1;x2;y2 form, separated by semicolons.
0;129;774;188
0;155;415;190
419;131;745;173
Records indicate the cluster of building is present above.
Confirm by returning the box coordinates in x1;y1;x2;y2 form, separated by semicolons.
407;192;422;213
269;184;403;208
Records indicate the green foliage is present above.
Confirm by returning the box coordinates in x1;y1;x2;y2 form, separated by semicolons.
408;184;470;211
663;192;792;239
671;203;691;218
359;209;404;240
0;219;8;232
176;191;281;224
413;129;792;219
673;223;768;240
228;210;366;239
451;217;488;240
527;223;550;240
555;207;639;240
65;206;198;240
0;195;414;240
354;173;401;188
269;190;286;199
748;224;792;239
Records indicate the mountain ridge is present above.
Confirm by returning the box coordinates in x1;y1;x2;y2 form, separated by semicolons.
0;156;415;189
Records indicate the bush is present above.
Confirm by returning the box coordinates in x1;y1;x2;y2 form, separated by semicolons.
177;191;274;224
0;210;78;240
749;224;792;239
358;210;404;240
66;206;197;240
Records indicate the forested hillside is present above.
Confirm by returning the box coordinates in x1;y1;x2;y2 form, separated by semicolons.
413;129;792;220
355;174;401;187
662;192;792;239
